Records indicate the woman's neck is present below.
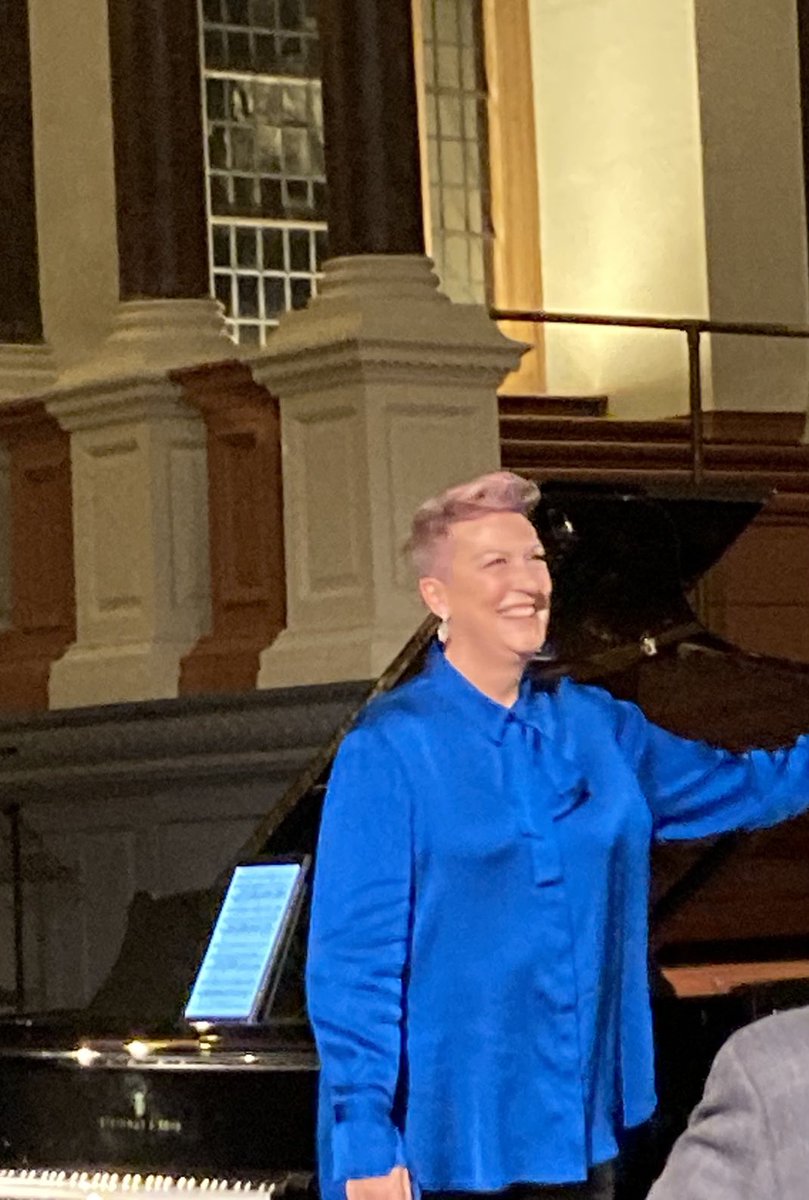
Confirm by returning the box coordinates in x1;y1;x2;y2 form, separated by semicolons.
444;642;526;708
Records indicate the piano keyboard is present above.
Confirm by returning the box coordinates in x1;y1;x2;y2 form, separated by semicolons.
0;1172;311;1200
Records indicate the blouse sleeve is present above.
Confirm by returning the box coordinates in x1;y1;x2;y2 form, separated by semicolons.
611;695;809;841
306;722;413;1181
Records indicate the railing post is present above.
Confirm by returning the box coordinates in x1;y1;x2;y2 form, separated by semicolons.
686;324;705;485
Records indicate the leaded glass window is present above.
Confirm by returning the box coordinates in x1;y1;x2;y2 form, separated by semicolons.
421;0;490;305
201;0;327;345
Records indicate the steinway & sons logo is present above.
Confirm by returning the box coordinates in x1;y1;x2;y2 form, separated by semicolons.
98;1087;182;1136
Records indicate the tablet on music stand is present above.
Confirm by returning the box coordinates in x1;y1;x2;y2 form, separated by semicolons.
183;855;310;1025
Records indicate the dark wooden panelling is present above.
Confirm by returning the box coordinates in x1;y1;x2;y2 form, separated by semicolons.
0;402;76;711
174;360;286;694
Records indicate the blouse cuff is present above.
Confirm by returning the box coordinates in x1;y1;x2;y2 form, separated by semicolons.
332;1096;404;1180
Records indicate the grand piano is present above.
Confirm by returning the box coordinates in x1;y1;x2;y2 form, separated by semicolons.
3;481;809;1200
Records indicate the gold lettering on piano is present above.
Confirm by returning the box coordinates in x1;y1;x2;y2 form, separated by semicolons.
97;1088;183;1135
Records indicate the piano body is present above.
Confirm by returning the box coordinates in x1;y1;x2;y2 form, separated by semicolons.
3;481;809;1199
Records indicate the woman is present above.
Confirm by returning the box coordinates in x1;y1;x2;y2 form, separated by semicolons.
306;471;809;1200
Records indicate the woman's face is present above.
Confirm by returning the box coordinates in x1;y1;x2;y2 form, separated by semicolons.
421;511;552;665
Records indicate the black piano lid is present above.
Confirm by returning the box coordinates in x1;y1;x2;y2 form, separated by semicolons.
533;480;767;668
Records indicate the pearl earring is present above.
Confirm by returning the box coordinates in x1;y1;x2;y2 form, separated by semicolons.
437;615;450;644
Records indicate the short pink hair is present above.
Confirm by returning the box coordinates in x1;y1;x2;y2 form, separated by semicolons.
405;470;540;577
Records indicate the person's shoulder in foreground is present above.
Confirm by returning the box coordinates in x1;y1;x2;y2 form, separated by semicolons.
647;1005;809;1200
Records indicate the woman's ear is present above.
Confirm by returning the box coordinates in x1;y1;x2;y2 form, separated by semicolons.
418;576;448;619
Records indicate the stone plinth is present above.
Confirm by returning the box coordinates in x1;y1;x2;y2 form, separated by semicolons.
252;254;523;686
47;376;211;707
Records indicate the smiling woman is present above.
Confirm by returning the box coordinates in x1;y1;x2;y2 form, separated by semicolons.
306;470;809;1200
405;471;551;706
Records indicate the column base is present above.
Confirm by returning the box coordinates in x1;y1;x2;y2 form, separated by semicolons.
0;343;58;400
257;621;421;690
60;299;238;386
49;641;193;708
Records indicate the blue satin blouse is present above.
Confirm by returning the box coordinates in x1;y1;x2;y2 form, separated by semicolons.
307;642;809;1194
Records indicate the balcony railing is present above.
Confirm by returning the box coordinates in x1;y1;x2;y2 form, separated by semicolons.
490;308;809;483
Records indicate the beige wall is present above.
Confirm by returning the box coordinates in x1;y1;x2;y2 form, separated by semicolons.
529;0;711;417
528;0;809;418
696;0;809;412
28;0;120;371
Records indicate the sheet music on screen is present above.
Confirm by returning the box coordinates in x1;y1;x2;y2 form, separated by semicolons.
184;860;306;1023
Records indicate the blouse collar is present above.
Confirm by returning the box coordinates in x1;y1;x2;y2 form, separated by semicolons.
423;640;552;746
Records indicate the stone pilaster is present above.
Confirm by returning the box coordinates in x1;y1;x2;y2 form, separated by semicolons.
47;380;211;707
252;255;521;686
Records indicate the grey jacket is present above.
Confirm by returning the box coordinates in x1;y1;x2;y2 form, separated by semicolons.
647;1005;809;1199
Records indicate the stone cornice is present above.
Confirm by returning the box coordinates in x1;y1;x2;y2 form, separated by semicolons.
44;373;194;431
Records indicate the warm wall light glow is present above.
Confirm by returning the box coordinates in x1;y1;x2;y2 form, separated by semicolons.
125;1040;150;1061
529;0;710;417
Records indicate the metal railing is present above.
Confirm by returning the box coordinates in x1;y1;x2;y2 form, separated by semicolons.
491;307;809;483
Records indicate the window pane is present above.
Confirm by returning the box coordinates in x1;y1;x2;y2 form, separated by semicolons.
440;140;465;188
264;276;287;317
236;227;258;267
233;175;258;213
435;0;458;44
230;128;254;171
254;33;278;73
208;126;229;170
290;277;311;310
251;0;276;28
209;175;232;214
284;178;309;214
206;80;226;121
262;228;285;269
312;179;327;219
256;126;282;173
421;0;489;304
259;177;283;216
202;0;326;343
289;229;311;271
239;323;262;346
438;95;461;139
238;276;259;317
213;226;231;267
225;0;250;25
204;30;226;69
437;45;459;88
227;31;252;71
214;273;233;313
279;0;303;30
